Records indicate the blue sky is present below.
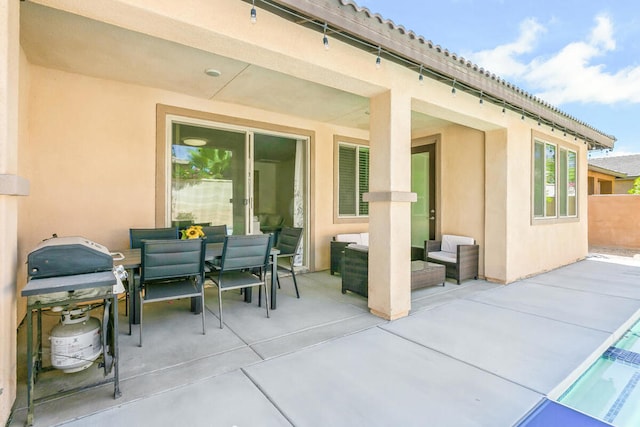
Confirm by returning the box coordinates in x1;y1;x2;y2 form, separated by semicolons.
357;0;640;157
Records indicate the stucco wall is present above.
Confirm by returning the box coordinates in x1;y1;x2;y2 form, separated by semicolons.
1;0;21;421
588;170;616;194
503;127;588;282
438;124;485;277
17;64;368;308
5;0;606;420
615;179;635;194
478;122;588;283
589;195;640;249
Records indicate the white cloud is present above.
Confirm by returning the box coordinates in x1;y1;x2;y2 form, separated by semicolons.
466;14;640;106
589;15;616;51
469;18;545;78
588;147;634;159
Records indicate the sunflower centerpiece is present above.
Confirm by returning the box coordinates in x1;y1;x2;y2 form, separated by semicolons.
181;225;205;239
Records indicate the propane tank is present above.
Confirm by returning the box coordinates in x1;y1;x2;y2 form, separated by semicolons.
49;307;102;373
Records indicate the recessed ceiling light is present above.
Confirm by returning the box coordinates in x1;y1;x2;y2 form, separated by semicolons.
183;138;208;147
204;68;221;77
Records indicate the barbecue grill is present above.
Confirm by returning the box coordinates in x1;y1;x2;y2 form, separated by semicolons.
22;235;122;426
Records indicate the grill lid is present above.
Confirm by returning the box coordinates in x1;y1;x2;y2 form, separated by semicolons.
28;236;113;279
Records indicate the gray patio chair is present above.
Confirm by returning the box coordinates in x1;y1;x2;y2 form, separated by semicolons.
208;234;272;329
424;234;479;284
130;227;179;249
126;227;179;328
138;238;206;346
201;224;228;244
274;227;303;298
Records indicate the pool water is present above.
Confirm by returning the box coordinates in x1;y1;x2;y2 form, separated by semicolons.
559;320;640;426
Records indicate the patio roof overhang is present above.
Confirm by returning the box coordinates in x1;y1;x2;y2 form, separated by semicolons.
252;0;616;150
20;0;615;149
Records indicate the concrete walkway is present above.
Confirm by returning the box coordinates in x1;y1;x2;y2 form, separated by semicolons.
9;255;640;426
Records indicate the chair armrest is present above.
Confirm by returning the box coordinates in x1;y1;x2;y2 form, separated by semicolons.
342;246;369;297
457;244;479;260
331;240;354;250
330;240;355;275
424;240;442;258
456;244;479;281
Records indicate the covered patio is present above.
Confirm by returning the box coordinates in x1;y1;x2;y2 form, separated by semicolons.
1;0;622;423
9;256;640;426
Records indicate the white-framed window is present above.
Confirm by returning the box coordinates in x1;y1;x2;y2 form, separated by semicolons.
335;138;369;218
533;139;577;219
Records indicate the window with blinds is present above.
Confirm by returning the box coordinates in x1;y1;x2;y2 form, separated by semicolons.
338;143;369;217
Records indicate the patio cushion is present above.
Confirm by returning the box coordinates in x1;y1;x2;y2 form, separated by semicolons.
335;233;363;244
331;233;369;275
441;234;475;253
360;233;369;246
427;251;457;264
346;243;369;252
266;215;283;227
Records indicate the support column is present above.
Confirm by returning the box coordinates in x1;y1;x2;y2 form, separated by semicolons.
365;90;414;320
1;0;22;423
484;129;508;283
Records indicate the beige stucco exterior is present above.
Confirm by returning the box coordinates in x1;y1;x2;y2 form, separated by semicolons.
589;195;640;249
613;178;636;194
588;169;617;194
1;0;614;421
1;0;21;418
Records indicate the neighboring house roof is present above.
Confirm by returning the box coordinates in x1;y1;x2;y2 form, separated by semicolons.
587;164;627;178
589;154;640;178
269;0;615;149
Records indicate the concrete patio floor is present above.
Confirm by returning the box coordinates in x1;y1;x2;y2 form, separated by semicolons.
9;254;640;426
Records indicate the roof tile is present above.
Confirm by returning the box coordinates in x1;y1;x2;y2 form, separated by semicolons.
334;0;615;145
589;154;640;177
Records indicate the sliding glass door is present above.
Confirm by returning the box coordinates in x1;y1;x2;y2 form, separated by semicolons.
253;133;306;265
170;120;249;235
165;116;308;269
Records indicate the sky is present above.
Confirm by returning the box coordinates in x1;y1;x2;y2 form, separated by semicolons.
357;0;640;158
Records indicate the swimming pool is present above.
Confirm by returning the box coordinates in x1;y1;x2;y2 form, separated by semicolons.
558;319;640;426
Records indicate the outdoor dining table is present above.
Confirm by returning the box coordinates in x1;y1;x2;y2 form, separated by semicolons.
112;241;280;325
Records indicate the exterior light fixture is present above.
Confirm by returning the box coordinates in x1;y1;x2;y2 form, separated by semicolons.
375;47;381;69
322;23;329;50
502;101;506;115
204;68;221;77
250;0;257;24
451;79;457;96
418;65;424;84
183;138;207;147
521;108;525;120
479;91;484;105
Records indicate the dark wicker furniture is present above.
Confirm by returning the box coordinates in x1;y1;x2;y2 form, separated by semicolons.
330;240;352;275
424;236;479;284
330;233;369;275
341;247;446;298
341;245;369;297
411;261;445;289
